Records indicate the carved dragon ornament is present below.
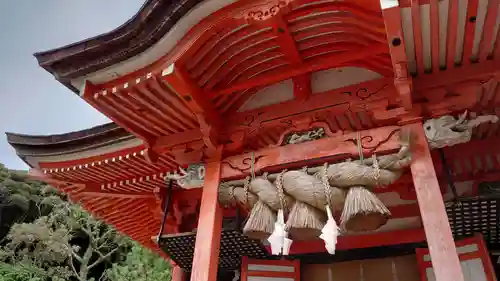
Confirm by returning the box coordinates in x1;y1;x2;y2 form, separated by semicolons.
165;164;205;189
423;110;499;149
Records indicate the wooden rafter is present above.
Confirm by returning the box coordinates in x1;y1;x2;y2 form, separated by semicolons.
161;64;222;154
379;0;413;110
271;15;311;101
82;81;156;144
209;43;388;97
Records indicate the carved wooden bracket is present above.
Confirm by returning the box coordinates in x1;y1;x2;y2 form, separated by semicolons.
394;62;413;110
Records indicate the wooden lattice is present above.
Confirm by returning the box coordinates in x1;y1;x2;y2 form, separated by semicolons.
158;229;269;271
447;195;500;247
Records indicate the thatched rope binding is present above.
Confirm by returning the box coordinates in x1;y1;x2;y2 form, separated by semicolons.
219;132;412;237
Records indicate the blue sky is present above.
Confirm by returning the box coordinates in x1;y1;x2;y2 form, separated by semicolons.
0;0;145;170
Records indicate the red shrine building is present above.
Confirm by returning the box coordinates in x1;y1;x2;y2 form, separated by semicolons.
7;0;500;280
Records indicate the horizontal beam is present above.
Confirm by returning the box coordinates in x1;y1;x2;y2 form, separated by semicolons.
226;77;395;133
209;44;389;97
267;228;426;255
220;125;403;180
152;128;203;151
414;60;500;91
78;191;155;199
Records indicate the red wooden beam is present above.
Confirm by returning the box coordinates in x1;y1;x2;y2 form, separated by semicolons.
152;128;203;151
171;262;186;281
270;228;426;255
78;190;155;199
380;0;413;110
161;64;222;152
221;125;402;179
226;77;395;133
413;60;500;91
293;75;311;102
209;44;389;97
82;81;155;144
408;123;464;281
271;16;311;101
190;150;223;281
479;0;500;62
161;64;221;128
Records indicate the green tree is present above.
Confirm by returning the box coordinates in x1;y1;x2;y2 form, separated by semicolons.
1;196;126;281
0;163;171;281
0;261;51;281
105;242;171;281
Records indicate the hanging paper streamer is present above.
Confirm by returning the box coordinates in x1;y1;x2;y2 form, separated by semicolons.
267;209;293;255
319;163;340;254
319;205;340;254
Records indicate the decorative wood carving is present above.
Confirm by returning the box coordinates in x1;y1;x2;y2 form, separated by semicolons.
226;78;394;142
244;0;292;22
220;126;402;180
273;120;343;147
424;110;498;149
166;163;206;189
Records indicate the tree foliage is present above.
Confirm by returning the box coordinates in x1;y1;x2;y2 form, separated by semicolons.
105;242;172;281
0;163;172;281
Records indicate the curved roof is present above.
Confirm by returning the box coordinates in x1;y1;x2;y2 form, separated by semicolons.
5;123;135;164
6;122;125;146
34;0;202;89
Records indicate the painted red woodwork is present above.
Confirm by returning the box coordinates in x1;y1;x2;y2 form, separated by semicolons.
82;81;156;144
408;123;464;281
416;234;497;281
429;0;439;74
269;228;426;255
293;75;311;101
161;64;221;129
209;43;388;97
380;2;413;109
190;155;223;281
462;0;479;66
226;77;395;133
479;0;499;61
221;125;402;179
446;0;459;69
171;262;186;281
152;129;203;151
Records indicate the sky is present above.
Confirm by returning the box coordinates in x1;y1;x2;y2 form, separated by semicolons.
0;0;145;170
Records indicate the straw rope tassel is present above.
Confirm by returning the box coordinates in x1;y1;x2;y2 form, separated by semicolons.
319;163;340;254
340;132;391;232
268;170;292;255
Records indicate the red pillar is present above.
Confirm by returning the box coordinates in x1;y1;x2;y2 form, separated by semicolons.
171;262;186;281
408;123;464;281
190;155;223;281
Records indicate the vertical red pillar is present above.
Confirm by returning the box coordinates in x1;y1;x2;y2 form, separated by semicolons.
171;261;186;281
408;123;464;281
190;155;223;281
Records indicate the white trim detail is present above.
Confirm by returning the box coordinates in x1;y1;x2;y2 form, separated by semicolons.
247;265;295;272
380;0;399;10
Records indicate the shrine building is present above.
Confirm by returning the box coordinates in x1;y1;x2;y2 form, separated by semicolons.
7;0;500;280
